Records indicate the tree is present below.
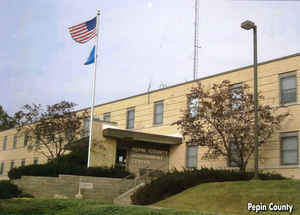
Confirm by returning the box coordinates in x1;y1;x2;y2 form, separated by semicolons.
0;105;17;131
175;80;288;173
15;101;89;160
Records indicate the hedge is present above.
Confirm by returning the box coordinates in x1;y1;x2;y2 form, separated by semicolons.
0;180;22;199
8;139;132;179
131;168;286;205
8;163;131;180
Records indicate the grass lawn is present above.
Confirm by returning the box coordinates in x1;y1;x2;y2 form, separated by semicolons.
0;198;218;215
154;179;300;215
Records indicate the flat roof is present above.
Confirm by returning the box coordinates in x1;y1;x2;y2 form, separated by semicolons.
2;53;299;134
103;128;182;145
77;52;300;112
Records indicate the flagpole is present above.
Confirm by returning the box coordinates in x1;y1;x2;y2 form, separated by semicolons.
87;9;100;168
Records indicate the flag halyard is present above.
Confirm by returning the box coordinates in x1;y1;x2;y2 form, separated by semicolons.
68;10;101;168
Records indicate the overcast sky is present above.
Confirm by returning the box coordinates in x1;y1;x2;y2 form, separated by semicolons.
1;0;300;115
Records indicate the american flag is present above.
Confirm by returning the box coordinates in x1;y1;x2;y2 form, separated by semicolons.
69;17;97;44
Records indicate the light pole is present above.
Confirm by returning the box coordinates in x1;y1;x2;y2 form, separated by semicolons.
241;20;259;179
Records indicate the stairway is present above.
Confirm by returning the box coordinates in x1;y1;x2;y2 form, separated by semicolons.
113;182;145;205
114;164;167;205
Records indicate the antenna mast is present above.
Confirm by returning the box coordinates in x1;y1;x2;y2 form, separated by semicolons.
193;0;200;80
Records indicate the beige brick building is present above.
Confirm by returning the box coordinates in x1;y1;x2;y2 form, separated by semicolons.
1;53;300;180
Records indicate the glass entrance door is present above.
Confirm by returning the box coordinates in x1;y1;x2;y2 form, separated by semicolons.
115;148;128;169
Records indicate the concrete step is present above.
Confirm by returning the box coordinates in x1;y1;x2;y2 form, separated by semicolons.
113;182;145;205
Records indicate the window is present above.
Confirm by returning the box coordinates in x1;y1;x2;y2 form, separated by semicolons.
2;136;7;151
21;159;26;167
186;145;198;168
24;133;29;147
65;126;74;142
154;101;164;125
231;83;243;110
10;160;14;170
188;97;199;118
126;108;135;129
83;119;90;137
35;135;40;145
33;158;39;165
0;162;4;175
280;72;297;105
13;135;17;149
103;112;111;122
228;142;241;168
281;132;299;165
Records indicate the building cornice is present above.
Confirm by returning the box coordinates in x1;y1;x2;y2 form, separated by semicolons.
76;52;300;112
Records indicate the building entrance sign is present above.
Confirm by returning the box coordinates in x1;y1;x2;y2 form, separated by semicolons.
126;144;169;175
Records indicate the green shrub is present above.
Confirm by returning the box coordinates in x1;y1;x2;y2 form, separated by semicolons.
131;168;285;205
8;140;132;179
8;163;131;180
0;180;22;199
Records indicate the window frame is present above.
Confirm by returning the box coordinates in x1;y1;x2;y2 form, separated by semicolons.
103;112;111;122
126;107;135;129
13;135;17;149
33;157;39;165
186;145;198;168
10;160;14;170
280;132;299;166
230;83;243;110
0;162;4;175
21;159;26;167
24;133;29;147
82;119;90;137
153;101;164;125
228;142;242;168
65;127;73;142
279;71;297;105
2;136;7;151
35;134;41;145
187;95;199;118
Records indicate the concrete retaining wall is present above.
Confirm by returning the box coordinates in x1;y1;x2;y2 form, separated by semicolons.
13;174;135;202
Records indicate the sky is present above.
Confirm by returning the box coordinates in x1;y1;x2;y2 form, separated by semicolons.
1;0;300;115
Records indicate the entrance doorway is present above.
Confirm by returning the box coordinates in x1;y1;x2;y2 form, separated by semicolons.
115;148;127;168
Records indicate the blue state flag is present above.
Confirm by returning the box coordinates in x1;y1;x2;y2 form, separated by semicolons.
84;46;95;65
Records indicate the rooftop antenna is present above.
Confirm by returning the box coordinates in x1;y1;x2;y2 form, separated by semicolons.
160;82;167;89
193;0;200;80
147;80;152;104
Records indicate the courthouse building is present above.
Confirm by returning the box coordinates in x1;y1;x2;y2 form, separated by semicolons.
1;53;300;180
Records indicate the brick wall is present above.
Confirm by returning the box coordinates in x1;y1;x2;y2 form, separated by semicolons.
12;175;135;202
